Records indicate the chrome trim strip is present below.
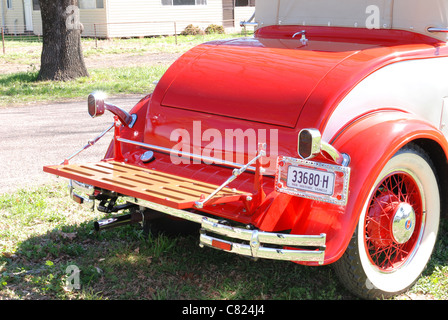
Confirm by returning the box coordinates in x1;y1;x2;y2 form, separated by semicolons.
427;27;448;33
117;138;257;172
122;196;326;264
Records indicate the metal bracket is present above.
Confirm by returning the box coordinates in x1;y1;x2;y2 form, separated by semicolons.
250;230;260;260
194;144;266;209
61;123;114;165
428;27;448;33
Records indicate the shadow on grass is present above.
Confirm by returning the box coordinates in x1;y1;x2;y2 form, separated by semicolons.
2;221;356;300
0;184;355;300
2;184;447;300
0;71;39;86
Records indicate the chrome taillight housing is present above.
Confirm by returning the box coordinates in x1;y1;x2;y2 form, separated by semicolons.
298;128;350;166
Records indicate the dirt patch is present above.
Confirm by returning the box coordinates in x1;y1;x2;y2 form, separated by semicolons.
84;52;182;69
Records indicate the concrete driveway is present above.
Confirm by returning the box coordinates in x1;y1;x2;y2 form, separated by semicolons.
0;95;143;194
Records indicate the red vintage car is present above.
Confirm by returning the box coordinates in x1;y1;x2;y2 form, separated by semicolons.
44;0;448;299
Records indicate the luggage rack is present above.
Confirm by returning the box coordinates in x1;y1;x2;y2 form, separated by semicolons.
44;118;267;212
44;160;251;210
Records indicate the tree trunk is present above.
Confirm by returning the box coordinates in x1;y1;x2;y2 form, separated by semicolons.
37;0;89;81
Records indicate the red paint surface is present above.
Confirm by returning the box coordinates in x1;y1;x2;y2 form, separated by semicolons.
46;25;448;265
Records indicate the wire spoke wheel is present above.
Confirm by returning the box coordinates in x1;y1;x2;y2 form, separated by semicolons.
334;145;440;299
365;172;423;272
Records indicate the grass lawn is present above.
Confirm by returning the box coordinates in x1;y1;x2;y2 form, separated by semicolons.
0;183;447;301
0;183;351;300
0;66;167;106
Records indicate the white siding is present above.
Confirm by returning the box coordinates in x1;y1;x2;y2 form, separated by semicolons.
78;8;108;37
31;10;41;35
2;0;26;34
105;0;224;37
234;6;255;33
29;0;255;38
31;7;108;37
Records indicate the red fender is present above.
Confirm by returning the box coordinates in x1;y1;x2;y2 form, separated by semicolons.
291;111;448;266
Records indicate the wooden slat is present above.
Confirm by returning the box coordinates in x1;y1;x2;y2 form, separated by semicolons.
98;161;238;198
44;161;249;209
102;161;232;192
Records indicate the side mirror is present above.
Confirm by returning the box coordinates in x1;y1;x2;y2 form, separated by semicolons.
87;92;137;128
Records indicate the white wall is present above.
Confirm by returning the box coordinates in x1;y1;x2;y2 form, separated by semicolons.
31;0;255;38
2;0;26;34
106;0;224;37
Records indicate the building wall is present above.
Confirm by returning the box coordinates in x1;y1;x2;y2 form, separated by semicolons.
78;8;108;37
233;6;255;32
105;0;224;38
29;0;255;38
1;0;26;34
31;9;41;35
31;6;108;37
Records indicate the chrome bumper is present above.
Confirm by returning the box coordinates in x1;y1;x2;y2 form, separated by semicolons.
68;179;95;209
67;182;326;264
200;218;326;264
124;196;326;265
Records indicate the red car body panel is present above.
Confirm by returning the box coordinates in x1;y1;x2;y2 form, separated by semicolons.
145;26;446;153
44;25;448;266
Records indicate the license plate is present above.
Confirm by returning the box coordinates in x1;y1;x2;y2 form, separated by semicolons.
276;157;350;205
286;166;335;196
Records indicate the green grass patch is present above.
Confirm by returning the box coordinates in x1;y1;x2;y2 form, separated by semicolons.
0;65;167;106
0;32;253;106
0;32;252;62
0;183;447;300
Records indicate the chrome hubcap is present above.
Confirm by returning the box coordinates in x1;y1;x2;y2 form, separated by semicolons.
391;203;416;244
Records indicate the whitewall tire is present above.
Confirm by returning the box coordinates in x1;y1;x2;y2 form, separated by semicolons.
334;144;440;299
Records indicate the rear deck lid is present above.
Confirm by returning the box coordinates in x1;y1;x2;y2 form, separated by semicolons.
160;37;362;128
